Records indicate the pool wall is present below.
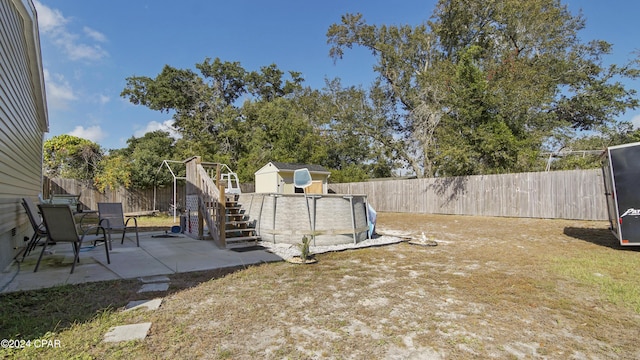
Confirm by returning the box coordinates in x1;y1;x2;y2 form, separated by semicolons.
237;193;371;245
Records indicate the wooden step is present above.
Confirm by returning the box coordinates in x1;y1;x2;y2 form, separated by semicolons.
225;228;256;234
205;196;261;247
226;220;252;226
226;235;261;244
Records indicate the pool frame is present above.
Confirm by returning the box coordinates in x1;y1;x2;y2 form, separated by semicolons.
238;193;371;246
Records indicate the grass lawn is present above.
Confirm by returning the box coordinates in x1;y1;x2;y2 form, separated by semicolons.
78;213;179;232
1;213;640;359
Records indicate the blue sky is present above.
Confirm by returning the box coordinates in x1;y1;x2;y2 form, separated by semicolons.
34;0;640;151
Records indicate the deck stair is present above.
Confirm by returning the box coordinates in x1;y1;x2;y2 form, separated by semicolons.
186;158;259;248
223;195;260;247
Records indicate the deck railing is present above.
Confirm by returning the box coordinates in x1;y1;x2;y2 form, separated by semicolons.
197;163;226;247
185;157;226;247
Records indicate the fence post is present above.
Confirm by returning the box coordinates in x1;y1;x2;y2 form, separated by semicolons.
218;183;226;248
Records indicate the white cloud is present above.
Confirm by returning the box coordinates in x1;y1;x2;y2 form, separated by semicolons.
34;0;67;33
631;114;640;129
134;120;182;139
34;1;108;62
63;40;108;61
83;26;107;42
43;68;77;109
97;94;110;105
68;125;107;143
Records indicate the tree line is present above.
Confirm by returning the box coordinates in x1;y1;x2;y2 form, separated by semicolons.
44;0;640;191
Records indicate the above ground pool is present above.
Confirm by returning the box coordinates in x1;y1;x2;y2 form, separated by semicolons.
237;193;372;246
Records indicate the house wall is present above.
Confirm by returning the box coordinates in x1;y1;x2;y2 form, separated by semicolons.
255;171;279;193
311;174;328;194
255;163;331;194
280;173;295;194
0;0;48;270
279;172;328;194
308;180;323;194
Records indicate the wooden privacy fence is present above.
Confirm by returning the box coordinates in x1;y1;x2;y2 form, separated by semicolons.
43;177;185;214
45;169;607;220
42;178;255;214
328;169;608;221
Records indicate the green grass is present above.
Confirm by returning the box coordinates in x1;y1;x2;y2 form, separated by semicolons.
551;249;640;314
0;266;242;359
0;280;139;340
80;214;177;231
135;214;180;228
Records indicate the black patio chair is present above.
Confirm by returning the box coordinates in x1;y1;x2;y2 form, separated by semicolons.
36;204;110;274
98;202;140;247
21;197;48;261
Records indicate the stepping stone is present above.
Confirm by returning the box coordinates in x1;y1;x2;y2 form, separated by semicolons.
125;298;163;312
138;275;170;283
138;282;169;293
104;322;152;343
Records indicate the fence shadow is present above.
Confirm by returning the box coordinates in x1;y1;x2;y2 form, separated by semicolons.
563;227;640;252
427;176;469;206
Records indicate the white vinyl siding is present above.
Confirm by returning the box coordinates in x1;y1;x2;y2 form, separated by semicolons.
0;0;48;268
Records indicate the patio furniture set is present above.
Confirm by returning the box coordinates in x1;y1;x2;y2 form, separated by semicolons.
21;196;139;274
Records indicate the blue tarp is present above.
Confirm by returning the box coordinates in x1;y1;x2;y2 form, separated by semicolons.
368;203;377;237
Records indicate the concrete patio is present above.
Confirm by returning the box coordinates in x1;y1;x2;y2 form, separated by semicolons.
0;231;283;293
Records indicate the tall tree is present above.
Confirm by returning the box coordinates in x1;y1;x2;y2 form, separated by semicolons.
95;131;177;190
327;0;639;177
94;154;132;192
317;79;396;177
116;130;178;188
121;58;306;174
328;13;443;177
235;97;319;181
43;135;102;180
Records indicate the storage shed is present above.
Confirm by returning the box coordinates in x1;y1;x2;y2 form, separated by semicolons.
254;162;330;194
0;0;49;269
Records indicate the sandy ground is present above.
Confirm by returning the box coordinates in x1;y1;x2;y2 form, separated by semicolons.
140;212;640;359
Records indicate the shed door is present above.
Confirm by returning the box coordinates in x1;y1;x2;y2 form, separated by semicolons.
307;180;323;194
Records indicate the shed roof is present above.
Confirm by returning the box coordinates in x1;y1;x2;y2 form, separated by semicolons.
269;161;329;173
256;161;330;174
